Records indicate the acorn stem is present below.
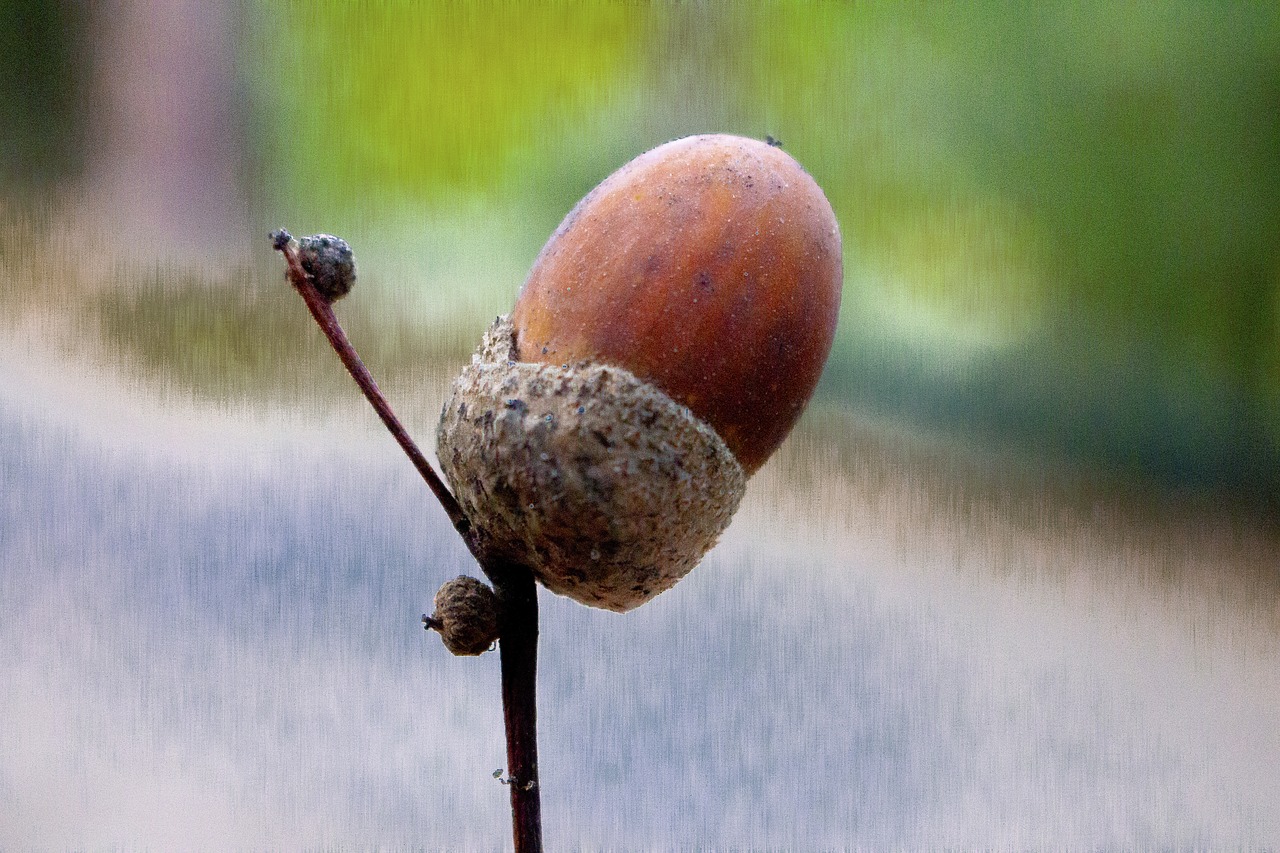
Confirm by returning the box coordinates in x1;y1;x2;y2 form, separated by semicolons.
494;563;543;853
271;231;476;552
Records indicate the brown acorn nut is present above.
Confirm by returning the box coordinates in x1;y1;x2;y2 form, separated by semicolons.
437;134;840;612
511;133;843;475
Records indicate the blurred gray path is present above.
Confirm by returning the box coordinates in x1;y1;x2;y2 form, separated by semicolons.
1;338;1277;848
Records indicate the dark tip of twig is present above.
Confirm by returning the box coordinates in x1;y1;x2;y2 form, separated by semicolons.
269;229;293;251
422;613;444;631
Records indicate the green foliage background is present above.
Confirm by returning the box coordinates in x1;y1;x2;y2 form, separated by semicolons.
5;0;1275;497
246;1;1280;496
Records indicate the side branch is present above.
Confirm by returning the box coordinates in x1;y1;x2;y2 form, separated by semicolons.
271;232;476;552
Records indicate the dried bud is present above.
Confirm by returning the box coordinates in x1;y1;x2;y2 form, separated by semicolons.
297;234;357;302
427;576;500;656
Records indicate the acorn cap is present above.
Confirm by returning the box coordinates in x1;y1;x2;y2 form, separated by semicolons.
437;316;745;612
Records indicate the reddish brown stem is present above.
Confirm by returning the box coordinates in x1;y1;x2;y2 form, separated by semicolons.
494;564;543;853
272;231;543;852
274;236;477;554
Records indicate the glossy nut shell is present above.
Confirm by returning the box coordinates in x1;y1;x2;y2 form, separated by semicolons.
512;133;842;474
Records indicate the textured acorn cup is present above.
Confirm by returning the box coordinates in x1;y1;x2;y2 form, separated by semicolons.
512;133;842;475
437;317;745;612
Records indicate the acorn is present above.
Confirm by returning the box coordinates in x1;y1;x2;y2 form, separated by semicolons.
437;134;842;612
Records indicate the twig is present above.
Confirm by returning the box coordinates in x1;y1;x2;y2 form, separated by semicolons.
272;231;476;553
271;230;544;852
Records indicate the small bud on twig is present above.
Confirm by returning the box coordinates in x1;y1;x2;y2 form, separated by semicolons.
426;575;501;656
296;234;357;303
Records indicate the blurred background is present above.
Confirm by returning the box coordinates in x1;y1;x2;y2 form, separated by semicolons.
2;1;1278;848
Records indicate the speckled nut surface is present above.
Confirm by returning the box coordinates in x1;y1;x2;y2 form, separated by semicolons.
430;576;500;656
437;316;746;612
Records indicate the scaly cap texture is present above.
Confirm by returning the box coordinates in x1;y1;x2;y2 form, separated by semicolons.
437;316;745;612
